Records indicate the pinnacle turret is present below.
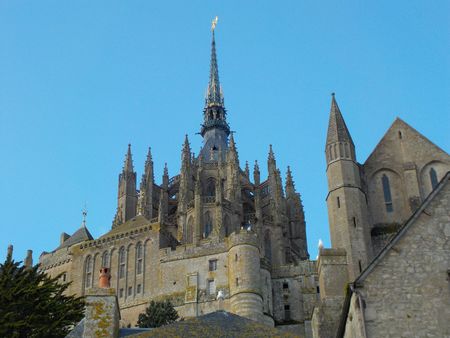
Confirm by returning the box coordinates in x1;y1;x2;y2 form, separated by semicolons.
123;144;134;173
326;93;354;146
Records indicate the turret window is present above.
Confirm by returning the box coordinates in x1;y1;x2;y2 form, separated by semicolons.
382;174;393;212
136;243;143;275
430;168;438;189
119;247;126;279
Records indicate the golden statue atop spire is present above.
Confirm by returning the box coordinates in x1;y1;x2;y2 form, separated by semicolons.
211;16;218;31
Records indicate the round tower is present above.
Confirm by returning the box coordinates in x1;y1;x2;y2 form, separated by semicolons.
227;231;265;324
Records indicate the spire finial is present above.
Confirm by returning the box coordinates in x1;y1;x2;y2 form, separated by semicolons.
81;203;87;228
211;16;218;31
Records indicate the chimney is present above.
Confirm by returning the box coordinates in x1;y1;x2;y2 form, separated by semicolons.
24;250;33;269
83;268;120;338
99;267;111;288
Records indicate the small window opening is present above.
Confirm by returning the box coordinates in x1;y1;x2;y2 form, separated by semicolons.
207;279;216;295
235;253;238;261
358;260;362;273
284;305;291;321
62;273;67;282
398;130;402;139
283;282;289;289
236;278;239;287
137;284;141;294
353;217;357;228
316;286;320;294
209;259;218;271
128;286;132;296
119;288;124;298
337;196;341;208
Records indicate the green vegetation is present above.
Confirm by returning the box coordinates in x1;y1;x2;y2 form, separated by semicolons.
0;251;85;338
137;300;179;328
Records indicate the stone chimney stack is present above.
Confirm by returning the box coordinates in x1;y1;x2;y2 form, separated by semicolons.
83;268;120;338
99;267;111;288
24;250;33;269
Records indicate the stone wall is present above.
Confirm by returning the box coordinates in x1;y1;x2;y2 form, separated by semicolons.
343;177;450;337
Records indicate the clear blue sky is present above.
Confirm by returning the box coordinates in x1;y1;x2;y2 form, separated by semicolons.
1;1;449;262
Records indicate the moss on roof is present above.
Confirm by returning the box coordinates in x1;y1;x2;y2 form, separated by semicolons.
131;311;301;338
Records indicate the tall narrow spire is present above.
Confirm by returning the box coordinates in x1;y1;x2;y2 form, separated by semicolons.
326;93;354;146
206;30;223;107
123;144;134;173
200;18;230;160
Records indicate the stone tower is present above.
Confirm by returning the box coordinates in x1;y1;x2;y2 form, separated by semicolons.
325;94;372;280
114;144;137;227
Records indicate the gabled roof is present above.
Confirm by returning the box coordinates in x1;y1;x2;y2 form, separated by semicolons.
57;225;93;250
133;311;298;337
364;117;449;165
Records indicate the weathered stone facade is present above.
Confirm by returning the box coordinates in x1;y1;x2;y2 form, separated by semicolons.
40;28;317;337
313;94;450;337
342;173;450;337
38;28;449;338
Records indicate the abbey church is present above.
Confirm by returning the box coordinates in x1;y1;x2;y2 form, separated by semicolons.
39;27;450;337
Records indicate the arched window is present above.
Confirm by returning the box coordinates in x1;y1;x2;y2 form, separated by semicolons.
101;251;109;268
205;178;216;197
224;215;231;237
382;174;393;212
264;231;272;262
85;255;93;288
136;243;143;275
204;212;213;238
119;247;126;279
429;168;438;189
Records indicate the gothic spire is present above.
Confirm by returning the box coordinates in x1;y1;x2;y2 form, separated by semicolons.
326;93;354;146
205;26;224;108
123;144;134;173
200;18;230;148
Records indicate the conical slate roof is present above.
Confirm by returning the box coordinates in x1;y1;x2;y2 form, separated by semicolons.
326;94;354;146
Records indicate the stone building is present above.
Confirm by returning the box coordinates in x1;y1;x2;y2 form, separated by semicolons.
40;27;317;336
312;95;450;337
39;26;450;337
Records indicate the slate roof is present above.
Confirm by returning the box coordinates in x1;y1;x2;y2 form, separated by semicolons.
57;225;93;250
326;94;354;146
130;311;300;338
100;215;152;239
